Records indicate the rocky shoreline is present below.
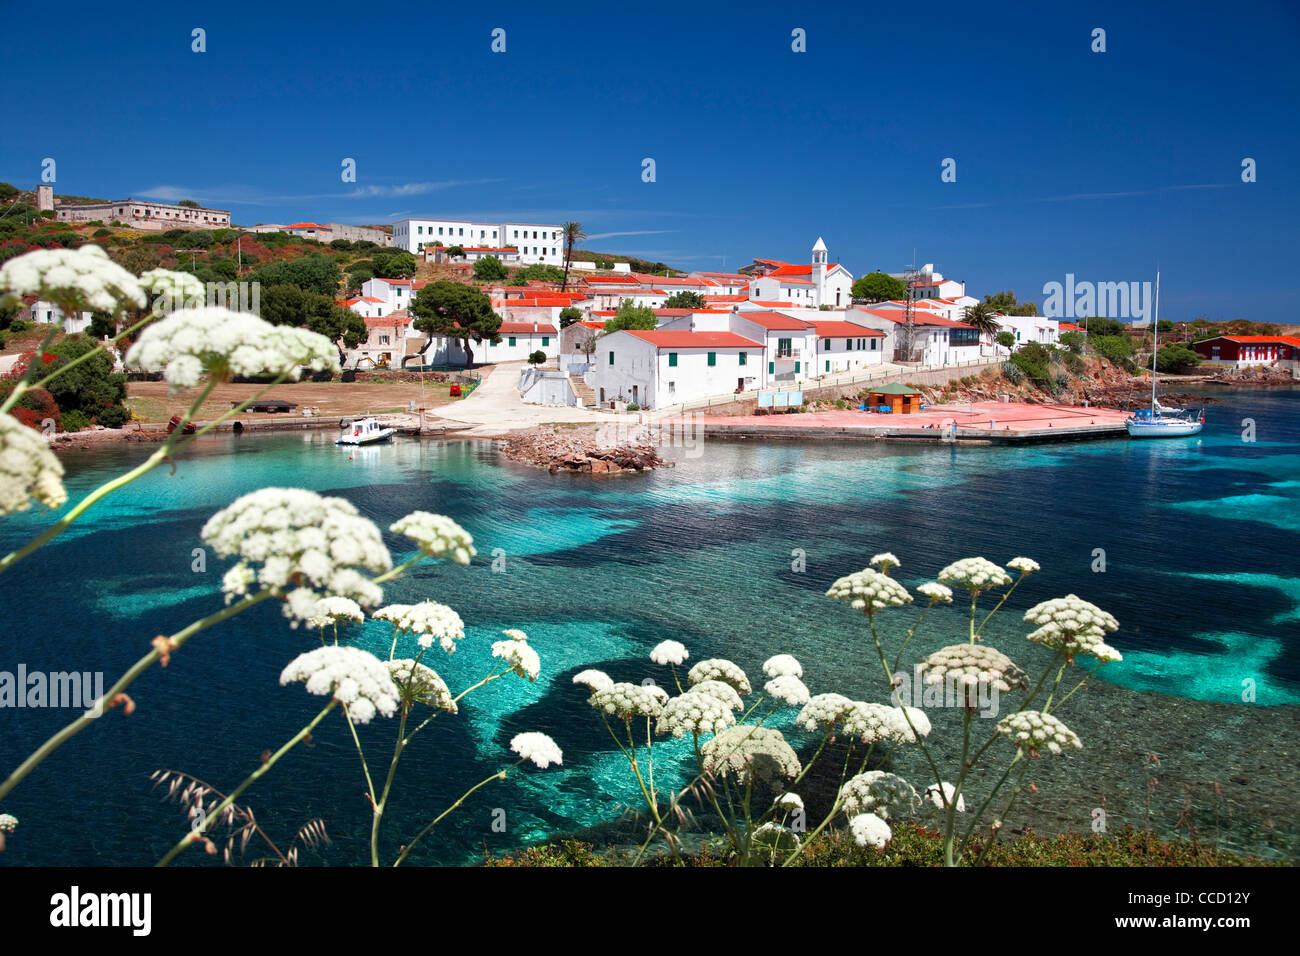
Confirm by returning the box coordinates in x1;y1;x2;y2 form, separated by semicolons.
500;426;668;475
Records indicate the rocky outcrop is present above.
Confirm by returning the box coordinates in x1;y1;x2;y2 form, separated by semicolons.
500;426;668;475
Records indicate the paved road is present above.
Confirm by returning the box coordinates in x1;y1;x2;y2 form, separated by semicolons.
429;362;609;435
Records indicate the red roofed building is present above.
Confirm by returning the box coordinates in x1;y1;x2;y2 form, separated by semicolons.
1193;335;1300;370
809;319;887;374
744;238;855;307
585;328;764;408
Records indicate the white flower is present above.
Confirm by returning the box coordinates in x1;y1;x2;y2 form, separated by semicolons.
0;244;145;316
870;552;900;571
125;306;337;391
937;557;1012;592
572;669;614;693
917;581;954;604
201;488;391;620
386;659;457;712
588;682;666;720
374;601;465;653
649;639;689;666
795;693;858;732
764;674;811;707
390;512;476;565
492;630;540;681
510;732;563;768
0;813;16;833
0;414;66;515
657;690;736;738
848;812;892;849
774;792;804;813
917;644;1029;694
839;771;921;819
894;706;931;742
701;726;801;784
687;658;751;695
140;268;207;312
280;646;399;724
1007;556;1040;574
925;782;965;812
826;568;912;615
996;710;1083;755
842;701;913;744
1023;594;1122;662
688;679;745;713
762;654;802;678
302;596;364;631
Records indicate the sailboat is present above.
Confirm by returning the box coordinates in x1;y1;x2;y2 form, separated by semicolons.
1126;272;1204;438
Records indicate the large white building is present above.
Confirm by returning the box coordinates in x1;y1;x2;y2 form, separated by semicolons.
745;239;855;308
585;329;763;408
393;218;563;264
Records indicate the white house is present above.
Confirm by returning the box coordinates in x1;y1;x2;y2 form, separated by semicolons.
477;321;559;364
728;311;818;386
746;239;855;308
584;329;763;408
345;315;415;369
808;319;887;374
909;264;966;300
855;308;981;366
341;296;387;319
361;277;427;314
29;300;93;335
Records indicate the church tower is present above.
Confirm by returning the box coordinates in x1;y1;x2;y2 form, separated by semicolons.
811;237;828;307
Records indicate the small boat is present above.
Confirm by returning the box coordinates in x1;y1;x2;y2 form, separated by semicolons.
1126;272;1204;439
167;415;196;435
336;417;395;446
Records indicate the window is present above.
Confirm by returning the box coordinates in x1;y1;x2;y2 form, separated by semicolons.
417;226;423;234
871;339;878;350
438;227;444;235
847;339;853;351
459;228;463;236
739;352;747;366
668;352;678;367
768;361;775;374
609;351;614;365
379;335;390;344
795;361;800;374
508;337;517;347
707;352;717;367
826;360;830;372
541;336;549;347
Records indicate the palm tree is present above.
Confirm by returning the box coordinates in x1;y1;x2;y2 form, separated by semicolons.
963;302;1003;353
560;221;586;292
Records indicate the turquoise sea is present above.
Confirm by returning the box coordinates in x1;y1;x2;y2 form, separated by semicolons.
1;387;1297;865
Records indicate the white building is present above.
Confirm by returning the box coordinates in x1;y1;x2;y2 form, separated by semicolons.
56;198;230;230
746;239;855;308
909;264;966;300
29;300;93;335
341;296;387;319
361;277;426;314
584;329;763;408
478;321;559;364
854;307;982;366
728;311;818;386
808;319;887;374
393;219;563;265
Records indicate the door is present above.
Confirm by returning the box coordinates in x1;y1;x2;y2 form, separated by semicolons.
738;378;744;392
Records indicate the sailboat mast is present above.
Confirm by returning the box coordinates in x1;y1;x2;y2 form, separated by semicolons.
1151;271;1160;410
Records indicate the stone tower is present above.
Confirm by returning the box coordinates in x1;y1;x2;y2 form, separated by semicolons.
36;184;54;212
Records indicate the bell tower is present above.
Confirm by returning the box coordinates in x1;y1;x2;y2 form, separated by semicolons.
811;237;828;307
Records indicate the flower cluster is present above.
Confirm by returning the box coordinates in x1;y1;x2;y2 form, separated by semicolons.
201;489;391;618
937;557;1012;592
996;710;1083;754
140;268;207;312
0;414;66;515
795;693;858;732
701;726;801;785
510;732;563;769
657;688;736;738
826;568;913;615
688;679;744;713
925;781;965;812
386;659;457;712
687;658;751;695
762;654;802;678
1007;556;1040;574
774;792;804;813
125;306;338;390
764;674;811;707
292;596;363;633
0;813;16;833
280;646;399;724
917;643;1029;693
649;639;689;666
492;629;540;681
839;771;921;820
390;512;475;565
917;581;954;605
374;601;465;652
848;812;892;848
1023;594;1122;662
588;682;667;720
843;701;930;744
869;552;900;572
0;245;145;316
572;669;614;693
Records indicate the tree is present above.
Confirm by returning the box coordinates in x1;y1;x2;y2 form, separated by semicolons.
260;284;366;363
995;330;1016;350
177;199;200;208
663;291;706;309
370;250;416;278
250;254;342;297
1058;330;1084;352
40;336;128;421
527;350;546;365
603;300;656;332
473;255;508;282
445;245;465;259
559;306;583;329
984;290;1038;316
410;280;501;366
851;272;906;302
962;302;1002;343
0;182;19;203
1156;344;1201;374
512;263;564;286
560;221;586;291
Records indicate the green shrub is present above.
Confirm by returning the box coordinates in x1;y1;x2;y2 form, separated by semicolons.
1000;361;1025;384
92;228;111;238
527;350;546;365
626;402;640;411
60;409;92;432
1156;344;1202;374
1063;351;1084;374
95;405;130;428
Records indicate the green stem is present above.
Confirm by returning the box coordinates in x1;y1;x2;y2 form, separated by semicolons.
393;763;519;866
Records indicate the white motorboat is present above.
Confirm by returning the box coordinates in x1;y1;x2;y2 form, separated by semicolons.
1126;273;1204;439
336;417;396;446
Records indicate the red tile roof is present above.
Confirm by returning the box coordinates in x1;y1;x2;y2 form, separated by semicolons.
733;311;815;331
810;320;885;338
1212;335;1300;345
625;330;763;349
498;322;559;335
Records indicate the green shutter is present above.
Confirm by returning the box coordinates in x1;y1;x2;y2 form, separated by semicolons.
668;352;678;367
825;360;830;372
739;352;747;366
508;337;516;347
768;361;775;374
795;361;800;374
542;336;549;347
707;352;716;366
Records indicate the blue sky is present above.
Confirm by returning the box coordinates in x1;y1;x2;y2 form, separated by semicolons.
5;0;1297;320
